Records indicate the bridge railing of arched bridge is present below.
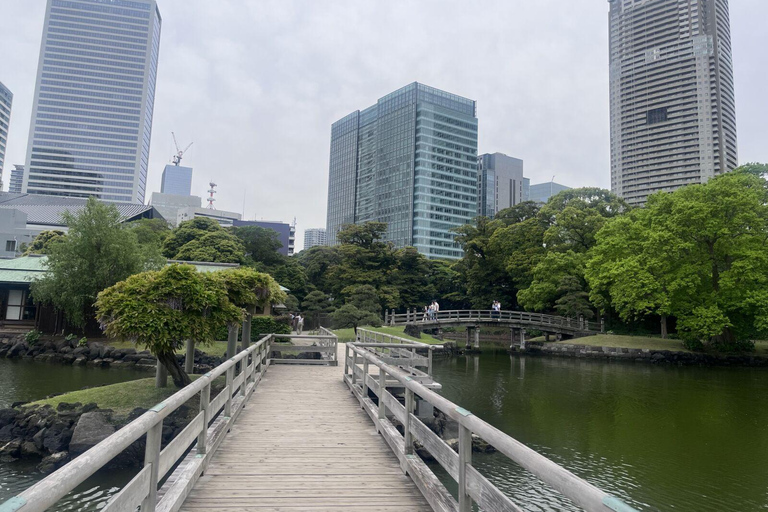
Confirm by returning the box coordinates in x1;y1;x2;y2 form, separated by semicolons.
345;342;638;512
386;309;603;332
0;331;337;512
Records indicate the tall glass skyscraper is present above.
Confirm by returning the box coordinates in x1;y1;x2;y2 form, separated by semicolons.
478;153;524;218
326;83;478;259
23;0;162;203
0;82;12;188
160;164;193;196
609;0;738;206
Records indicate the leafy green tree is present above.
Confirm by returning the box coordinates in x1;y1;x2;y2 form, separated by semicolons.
331;304;381;333
283;294;300;312
23;230;66;255
517;250;587;313
345;284;381;316
173;230;245;263
264;256;308;301
31;198;162;330
126;218;171;249
234;225;284;266
301;290;335;326
162;217;222;258
96;265;241;387
554;275;594;319
392;247;435;309
297;246;342;295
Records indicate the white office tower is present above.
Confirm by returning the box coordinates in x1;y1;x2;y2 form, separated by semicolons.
609;0;738;206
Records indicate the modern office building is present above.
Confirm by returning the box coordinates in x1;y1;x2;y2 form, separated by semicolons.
23;0;162;203
233;220;295;256
609;0;738;206
0;82;12;189
478;153;525;218
528;181;571;204
326;82;478;259
303;228;327;250
9;165;24;194
160;164;192;196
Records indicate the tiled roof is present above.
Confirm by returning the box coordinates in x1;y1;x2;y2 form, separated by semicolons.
0;255;48;284
0;192;161;226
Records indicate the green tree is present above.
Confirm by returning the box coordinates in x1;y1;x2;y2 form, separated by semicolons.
297;245;342;295
23;230;66;255
234;225;284;266
301;290;335;325
173;230;245;263
126;218;171;249
517;250;587;313
96;264;241;387
31;198;162;330
331;304;381;333
554;275;595;319
345;284;381;316
264;256;308;301
162;217;222;258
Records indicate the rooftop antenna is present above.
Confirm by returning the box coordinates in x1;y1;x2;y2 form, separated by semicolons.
206;181;217;209
171;132;194;166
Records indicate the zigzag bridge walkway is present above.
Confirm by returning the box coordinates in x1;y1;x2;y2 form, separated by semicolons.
2;329;636;512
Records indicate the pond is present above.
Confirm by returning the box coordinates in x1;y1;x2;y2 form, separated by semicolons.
430;350;768;511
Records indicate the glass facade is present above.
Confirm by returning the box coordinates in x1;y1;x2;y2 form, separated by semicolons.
160;164;192;196
0;82;11;187
478;153;525;218
9;165;24;194
326;83;478;259
24;0;161;203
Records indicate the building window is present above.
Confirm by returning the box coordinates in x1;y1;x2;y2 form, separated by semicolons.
647;107;668;125
5;240;16;253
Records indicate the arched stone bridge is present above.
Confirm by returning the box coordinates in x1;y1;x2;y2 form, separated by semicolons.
385;309;603;348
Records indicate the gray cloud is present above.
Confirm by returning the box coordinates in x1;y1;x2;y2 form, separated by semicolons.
1;0;766;250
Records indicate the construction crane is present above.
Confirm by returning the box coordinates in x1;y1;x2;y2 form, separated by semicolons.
171;132;193;166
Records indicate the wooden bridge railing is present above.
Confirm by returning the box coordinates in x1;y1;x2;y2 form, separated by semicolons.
387;309;604;332
270;331;339;366
356;328;440;377
344;343;638;512
0;332;332;512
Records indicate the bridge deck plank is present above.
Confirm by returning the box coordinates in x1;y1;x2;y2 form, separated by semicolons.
179;354;430;511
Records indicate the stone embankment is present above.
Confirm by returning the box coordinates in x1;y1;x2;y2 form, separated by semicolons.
0;334;223;372
518;341;768;366
0;401;195;474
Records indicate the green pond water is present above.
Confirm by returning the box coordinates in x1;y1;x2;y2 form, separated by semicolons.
2;352;768;511
430;350;768;511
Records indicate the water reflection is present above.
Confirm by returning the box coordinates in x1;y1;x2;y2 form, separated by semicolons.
431;350;768;512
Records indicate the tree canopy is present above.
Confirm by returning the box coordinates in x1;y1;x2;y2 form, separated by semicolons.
23;230;66;255
31;198;163;330
162;217;245;263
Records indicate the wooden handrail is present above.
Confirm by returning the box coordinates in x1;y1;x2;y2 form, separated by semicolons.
388;310;602;332
344;343;639;512
2;333;345;512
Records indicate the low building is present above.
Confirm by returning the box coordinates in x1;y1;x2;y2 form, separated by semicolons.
8;165;24;194
233;220;295;256
303;228;327;250
0;255;51;331
527;182;571;204
149;192;241;227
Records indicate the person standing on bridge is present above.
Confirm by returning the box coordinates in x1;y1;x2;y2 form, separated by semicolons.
433;300;440;319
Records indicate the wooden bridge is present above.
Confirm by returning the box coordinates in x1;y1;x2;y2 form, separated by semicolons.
2;328;638;512
386;309;603;348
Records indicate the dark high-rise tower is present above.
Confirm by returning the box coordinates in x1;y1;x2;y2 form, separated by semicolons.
609;0;738;206
24;0;162;203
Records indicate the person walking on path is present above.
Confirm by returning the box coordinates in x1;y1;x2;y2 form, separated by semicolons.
296;314;304;335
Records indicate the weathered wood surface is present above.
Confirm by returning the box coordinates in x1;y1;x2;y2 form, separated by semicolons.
179;345;431;511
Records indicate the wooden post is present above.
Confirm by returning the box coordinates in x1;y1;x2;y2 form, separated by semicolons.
465;326;472;349
197;382;211;455
474;327;480;350
520;329;526;350
227;324;239;359
224;365;234;417
385;310;389;325
378;369;387;425
601;317;605;333
241;308;253;352
184;339;195;374
361;359;369;403
351;351;358;385
427;349;433;376
141;421;163;512
240;353;248;398
404;388;414;460
155;360;167;388
344;345;350;377
458;424;473;512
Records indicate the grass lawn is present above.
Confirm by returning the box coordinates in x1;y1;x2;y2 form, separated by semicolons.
332;326;443;344
28;378;178;418
536;334;768;357
27;375;228;419
105;340;230;358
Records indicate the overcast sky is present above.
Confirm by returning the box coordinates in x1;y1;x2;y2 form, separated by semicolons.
1;0;766;250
